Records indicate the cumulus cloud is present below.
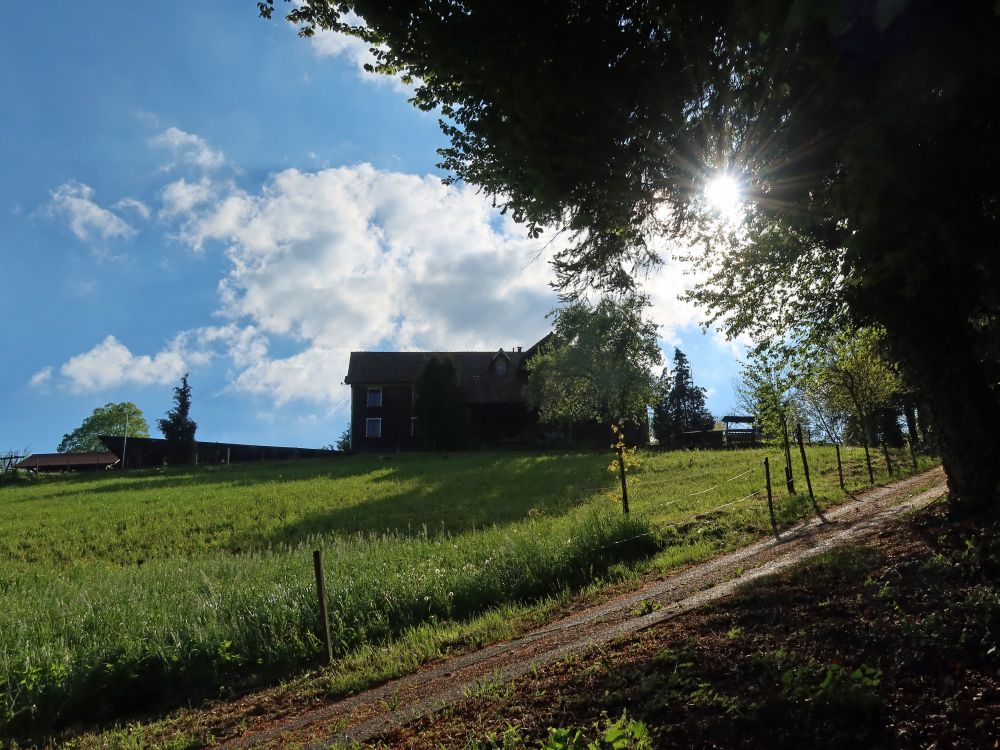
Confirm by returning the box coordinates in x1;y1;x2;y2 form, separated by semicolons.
47;182;136;243
29;367;52;388
160;176;216;219
57;335;189;392
151;126;226;170
44;324;270;395
180;164;560;404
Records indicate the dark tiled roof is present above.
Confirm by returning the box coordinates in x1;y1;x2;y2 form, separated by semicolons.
15;452;119;468
346;350;529;404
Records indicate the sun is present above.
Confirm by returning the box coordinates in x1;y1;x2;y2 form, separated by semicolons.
703;173;743;216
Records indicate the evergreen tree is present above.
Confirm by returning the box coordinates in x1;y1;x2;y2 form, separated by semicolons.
158;374;197;464
413;355;466;451
653;350;715;447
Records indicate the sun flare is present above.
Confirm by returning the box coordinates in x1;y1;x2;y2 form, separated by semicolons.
704;173;743;215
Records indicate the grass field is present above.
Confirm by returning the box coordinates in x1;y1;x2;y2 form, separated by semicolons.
0;446;935;743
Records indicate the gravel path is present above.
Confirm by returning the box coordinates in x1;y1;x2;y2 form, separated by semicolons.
218;467;947;749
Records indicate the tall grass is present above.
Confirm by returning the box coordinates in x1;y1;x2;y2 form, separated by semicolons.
1;506;652;737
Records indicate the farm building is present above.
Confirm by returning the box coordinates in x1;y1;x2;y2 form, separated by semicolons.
15;452;119;472
344;337;647;452
98;436;336;468
345;346;536;452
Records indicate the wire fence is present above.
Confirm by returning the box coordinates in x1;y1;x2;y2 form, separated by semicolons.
589;443;934;551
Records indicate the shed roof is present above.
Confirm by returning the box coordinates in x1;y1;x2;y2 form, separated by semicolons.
345;350;529;404
15;452;119;469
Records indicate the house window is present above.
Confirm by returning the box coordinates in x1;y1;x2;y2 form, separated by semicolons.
367;387;382;407
365;418;382;438
410;417;418;438
495;359;508;376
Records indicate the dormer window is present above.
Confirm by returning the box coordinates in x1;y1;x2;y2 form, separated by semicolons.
492;348;510;377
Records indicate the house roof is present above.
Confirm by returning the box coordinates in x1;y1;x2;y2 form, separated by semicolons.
15;452;119;469
345;349;530;404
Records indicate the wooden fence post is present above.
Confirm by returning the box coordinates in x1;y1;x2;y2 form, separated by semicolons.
764;457;779;540
907;437;918;472
313;550;333;665
796;425;825;523
617;445;629;515
835;443;845;491
780;412;796;495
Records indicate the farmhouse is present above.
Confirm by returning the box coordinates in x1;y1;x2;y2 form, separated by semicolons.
345;342;543;452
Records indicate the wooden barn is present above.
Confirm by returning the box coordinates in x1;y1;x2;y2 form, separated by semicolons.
15;452;119;472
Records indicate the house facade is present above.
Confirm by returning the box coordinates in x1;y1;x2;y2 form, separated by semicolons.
344;344;540;452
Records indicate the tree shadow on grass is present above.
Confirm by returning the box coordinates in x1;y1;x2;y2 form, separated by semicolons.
233;453;615;550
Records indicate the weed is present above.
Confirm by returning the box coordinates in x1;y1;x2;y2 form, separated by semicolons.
630;598;662;617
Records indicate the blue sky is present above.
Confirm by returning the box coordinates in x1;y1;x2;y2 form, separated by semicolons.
0;4;744;453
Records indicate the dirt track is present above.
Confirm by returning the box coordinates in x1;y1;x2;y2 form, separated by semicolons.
218;467;947;749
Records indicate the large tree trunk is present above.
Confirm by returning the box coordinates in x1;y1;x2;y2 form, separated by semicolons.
887;319;1000;516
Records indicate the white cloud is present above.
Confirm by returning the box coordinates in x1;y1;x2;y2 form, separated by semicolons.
232;347;347;406
151;126;225;170
47;182;136;243
160;176;216;219
114;198;151;219
29;367;52;388
180;164;558;404
58;335;189;393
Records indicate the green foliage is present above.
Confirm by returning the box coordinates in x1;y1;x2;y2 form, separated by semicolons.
157;374;197;464
525;294;661;426
541;711;651;750
651;349;714;446
732;350;798;443
57;402;149;453
799;327;903;446
780;663;884;717
413;355;466;451
334;425;352;452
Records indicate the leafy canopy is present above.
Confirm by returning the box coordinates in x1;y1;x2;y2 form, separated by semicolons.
58;402;149;454
525;294;661;426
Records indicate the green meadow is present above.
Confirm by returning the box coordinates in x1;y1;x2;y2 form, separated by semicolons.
0;447;934;742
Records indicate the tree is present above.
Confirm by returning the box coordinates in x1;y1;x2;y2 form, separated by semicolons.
652;349;715;447
524;294;661;429
732;352;798;444
413;355;466;451
58;402;149;453
264;2;1000;512
334;425;352;452
158;374;197;464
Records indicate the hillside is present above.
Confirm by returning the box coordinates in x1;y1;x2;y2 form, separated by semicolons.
0;446;931;745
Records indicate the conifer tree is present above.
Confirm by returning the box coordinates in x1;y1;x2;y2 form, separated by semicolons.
158;374;197;464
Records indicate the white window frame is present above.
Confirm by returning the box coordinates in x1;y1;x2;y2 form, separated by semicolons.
367;387;382;408
365;417;382;438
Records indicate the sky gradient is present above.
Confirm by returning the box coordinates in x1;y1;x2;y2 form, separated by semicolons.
1;5;745;453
